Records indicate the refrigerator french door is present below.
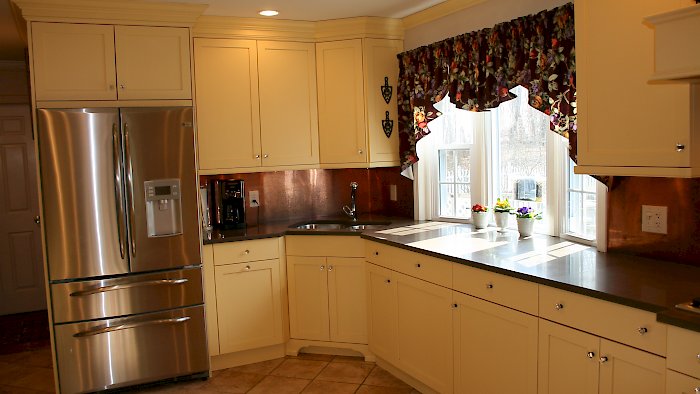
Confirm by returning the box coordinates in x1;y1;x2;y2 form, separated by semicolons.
37;107;208;393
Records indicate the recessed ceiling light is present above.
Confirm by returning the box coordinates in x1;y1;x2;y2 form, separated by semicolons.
259;10;279;17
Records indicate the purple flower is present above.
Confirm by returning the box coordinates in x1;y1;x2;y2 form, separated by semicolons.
517;207;531;215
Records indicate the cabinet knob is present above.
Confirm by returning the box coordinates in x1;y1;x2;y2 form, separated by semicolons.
245;265;251;270
676;143;685;152
415;263;421;268
33;216;40;225
263;154;269;158
587;352;595;359
452;303;459;308
358;149;363;154
119;84;125;89
696;354;700;361
385;279;391;284
255;154;260;159
328;265;333;271
637;327;648;335
243;249;250;255
694;387;700;394
375;251;379;256
320;265;325;271
555;303;564;310
486;282;494;289
599;356;608;363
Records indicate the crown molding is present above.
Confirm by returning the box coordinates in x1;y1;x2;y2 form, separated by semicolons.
315;17;403;41
13;0;207;26
194;16;317;41
401;0;487;30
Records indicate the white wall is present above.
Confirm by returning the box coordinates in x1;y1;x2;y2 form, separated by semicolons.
404;0;571;50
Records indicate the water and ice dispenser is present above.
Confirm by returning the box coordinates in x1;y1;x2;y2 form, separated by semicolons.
144;179;183;237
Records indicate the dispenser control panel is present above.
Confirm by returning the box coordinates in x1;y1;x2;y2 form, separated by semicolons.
144;179;183;237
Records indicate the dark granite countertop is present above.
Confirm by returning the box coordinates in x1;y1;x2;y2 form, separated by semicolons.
202;218;700;332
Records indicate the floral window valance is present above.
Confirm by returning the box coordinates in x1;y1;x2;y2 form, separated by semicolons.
397;2;577;176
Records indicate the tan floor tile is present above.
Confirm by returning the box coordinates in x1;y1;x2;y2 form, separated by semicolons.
0;362;26;385
204;369;265;393
292;353;335;362
230;357;285;375
355;385;417;394
247;375;310;394
315;361;374;384
363;367;412;389
270;359;328;380
21;349;54;369
301;380;359;394
11;366;55;393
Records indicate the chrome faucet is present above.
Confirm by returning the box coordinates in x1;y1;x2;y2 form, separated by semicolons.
342;182;359;221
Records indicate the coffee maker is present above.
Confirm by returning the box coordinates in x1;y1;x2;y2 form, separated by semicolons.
210;179;246;229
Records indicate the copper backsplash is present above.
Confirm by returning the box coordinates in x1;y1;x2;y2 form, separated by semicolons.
200;167;414;226
607;176;700;267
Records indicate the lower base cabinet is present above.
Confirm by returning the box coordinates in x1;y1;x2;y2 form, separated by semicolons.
215;259;284;354
367;263;397;361
539;319;665;394
666;369;700;394
453;291;537;394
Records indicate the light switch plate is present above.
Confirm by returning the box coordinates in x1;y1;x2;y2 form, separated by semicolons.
249;190;260;207
641;205;667;234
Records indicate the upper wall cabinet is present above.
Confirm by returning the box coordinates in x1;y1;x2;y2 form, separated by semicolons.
31;22;192;101
194;38;319;174
646;4;700;83
316;38;402;168
574;0;700;177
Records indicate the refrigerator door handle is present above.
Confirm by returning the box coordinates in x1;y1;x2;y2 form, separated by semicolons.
69;278;189;297
112;123;127;260
123;121;136;258
73;316;191;338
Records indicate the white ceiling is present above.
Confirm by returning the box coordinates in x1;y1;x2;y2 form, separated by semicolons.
151;0;446;20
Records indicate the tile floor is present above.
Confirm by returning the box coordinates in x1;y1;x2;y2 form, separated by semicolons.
0;347;420;394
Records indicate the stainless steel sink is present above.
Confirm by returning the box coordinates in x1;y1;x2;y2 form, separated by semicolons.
292;221;390;231
294;223;347;230
347;224;388;230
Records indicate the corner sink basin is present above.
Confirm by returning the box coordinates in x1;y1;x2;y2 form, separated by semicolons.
294;223;347;230
347;223;389;230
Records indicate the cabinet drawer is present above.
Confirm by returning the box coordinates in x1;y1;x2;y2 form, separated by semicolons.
666;369;700;394
366;241;451;288
539;286;666;355
286;235;363;257
453;264;538;315
213;238;279;265
668;325;700;378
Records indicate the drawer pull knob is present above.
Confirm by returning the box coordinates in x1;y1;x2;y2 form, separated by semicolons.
320;265;325;271
243;249;250;255
676;143;685;152
694;388;700;394
375;251;379;256
555;303;564;310
587;352;595;359
452;303;458;308
637;327;648;335
696;354;700;361
486;283;494;289
245;265;251;270
385;279;391;284
328;265;334;271
415;263;421;268
599;356;608;363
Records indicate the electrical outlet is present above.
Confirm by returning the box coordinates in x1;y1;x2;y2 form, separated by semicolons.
249;190;260;207
389;184;397;201
641;205;667;234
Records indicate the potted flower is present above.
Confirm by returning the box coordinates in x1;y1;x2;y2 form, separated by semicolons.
513;206;542;237
493;198;512;232
471;203;489;229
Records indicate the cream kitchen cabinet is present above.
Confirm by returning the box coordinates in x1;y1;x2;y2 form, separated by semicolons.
666;325;700;393
32;22;191;101
194;39;319;173
574;0;700;177
285;236;366;346
316;38;401;168
366;262;398;361
203;238;285;356
538;319;666;394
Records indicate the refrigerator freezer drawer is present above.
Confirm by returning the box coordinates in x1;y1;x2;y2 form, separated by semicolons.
51;267;204;323
54;305;208;394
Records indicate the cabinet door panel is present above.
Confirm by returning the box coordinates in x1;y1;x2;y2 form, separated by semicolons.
395;272;453;394
453;292;537;394
366;262;397;361
538;319;599;394
194;39;261;170
666;369;700;394
327;257;366;344
599;339;665;394
257;41;319;167
215;260;283;354
32;22;117;101
115;26;191;100
317;39;366;165
287;256;329;341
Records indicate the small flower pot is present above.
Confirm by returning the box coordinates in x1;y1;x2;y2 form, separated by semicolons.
472;211;489;229
494;211;510;232
516;217;535;237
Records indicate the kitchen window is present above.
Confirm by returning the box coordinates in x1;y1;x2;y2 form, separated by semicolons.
415;86;605;247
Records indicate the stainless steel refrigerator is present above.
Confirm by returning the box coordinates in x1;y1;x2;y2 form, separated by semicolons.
37;107;208;394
